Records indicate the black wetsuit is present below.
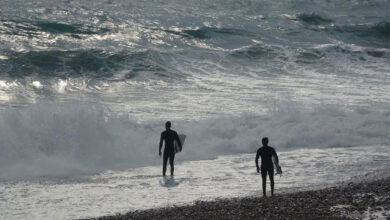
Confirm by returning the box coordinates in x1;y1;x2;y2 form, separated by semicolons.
255;145;279;195
159;129;181;176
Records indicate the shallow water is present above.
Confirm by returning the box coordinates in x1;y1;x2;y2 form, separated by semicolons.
1;145;389;220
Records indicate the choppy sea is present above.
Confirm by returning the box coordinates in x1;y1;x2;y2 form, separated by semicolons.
0;0;389;219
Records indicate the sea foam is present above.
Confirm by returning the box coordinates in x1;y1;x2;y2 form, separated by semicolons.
0;101;389;180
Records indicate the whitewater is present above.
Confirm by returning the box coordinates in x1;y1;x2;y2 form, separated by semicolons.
0;0;389;219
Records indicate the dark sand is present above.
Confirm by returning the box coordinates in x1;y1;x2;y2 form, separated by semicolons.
86;177;390;220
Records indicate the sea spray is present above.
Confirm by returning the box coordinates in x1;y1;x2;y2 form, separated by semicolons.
1;101;389;180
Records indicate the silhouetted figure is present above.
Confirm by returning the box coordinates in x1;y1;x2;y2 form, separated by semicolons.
255;137;279;197
159;121;182;176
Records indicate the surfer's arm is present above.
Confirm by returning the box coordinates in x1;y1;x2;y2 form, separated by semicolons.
273;149;279;165
159;132;164;155
255;150;260;172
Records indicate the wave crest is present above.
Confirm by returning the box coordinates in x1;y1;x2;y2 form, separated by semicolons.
0;20;111;38
297;13;332;25
165;27;249;39
1;49;184;80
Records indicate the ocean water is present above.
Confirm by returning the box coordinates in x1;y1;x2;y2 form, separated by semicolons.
0;0;390;219
1;146;389;219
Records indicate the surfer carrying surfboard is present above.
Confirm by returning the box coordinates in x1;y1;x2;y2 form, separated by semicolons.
255;137;280;197
159;121;182;177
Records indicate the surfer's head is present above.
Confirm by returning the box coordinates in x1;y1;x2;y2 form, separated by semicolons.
165;121;171;129
262;137;269;146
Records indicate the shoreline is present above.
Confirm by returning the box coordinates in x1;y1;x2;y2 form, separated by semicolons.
86;171;390;220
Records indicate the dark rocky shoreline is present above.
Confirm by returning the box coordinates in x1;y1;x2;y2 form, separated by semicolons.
86;177;390;220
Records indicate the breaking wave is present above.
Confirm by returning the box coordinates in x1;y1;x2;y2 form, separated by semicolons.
0;20;112;37
297;13;332;25
1;49;182;80
331;22;390;39
0;0;389;182
0;102;389;180
165;27;250;39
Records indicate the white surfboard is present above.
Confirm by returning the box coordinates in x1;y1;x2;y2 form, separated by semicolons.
272;155;282;175
174;134;186;153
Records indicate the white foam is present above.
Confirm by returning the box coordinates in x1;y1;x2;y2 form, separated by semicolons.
0;145;388;220
32;81;43;89
0;101;389;180
54;79;68;93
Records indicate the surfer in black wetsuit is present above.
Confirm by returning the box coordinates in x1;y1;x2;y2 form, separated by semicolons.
159;121;182;177
255;137;279;197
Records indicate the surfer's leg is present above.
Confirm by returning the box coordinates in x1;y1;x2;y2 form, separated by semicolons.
162;151;169;176
261;166;267;196
268;167;275;196
169;152;175;176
